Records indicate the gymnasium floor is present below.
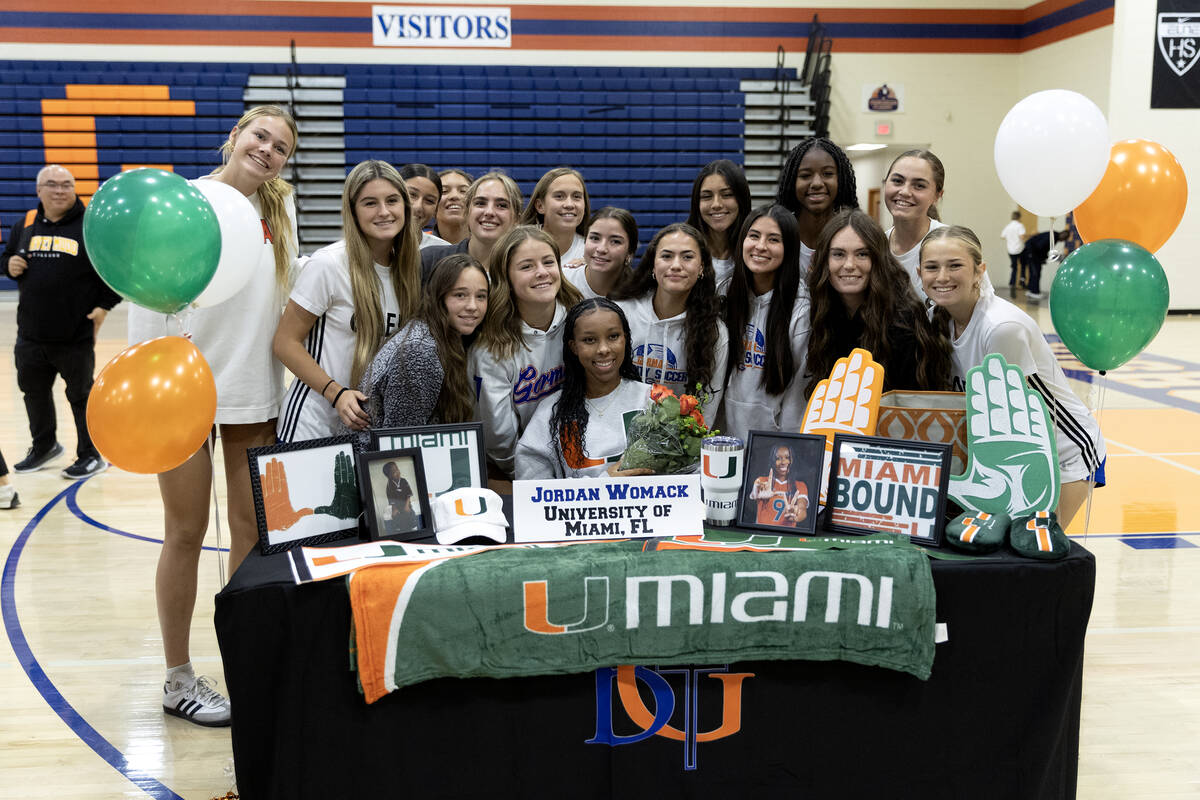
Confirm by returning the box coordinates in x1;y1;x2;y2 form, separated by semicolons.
1;297;1198;799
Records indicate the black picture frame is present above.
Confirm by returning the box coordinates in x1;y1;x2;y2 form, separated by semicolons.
371;422;488;506
355;447;433;542
736;431;826;535
248;435;362;555
824;433;952;546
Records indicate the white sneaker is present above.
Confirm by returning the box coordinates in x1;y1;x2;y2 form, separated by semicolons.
163;675;231;727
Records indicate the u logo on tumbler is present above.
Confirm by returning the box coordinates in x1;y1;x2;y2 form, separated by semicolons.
702;453;737;479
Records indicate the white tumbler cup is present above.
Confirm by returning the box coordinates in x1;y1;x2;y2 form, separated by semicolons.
700;436;744;526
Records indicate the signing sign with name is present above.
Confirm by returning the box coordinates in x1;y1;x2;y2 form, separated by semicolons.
825;434;951;546
513;475;703;543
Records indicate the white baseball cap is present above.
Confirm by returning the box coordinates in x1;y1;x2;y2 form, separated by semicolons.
432;487;509;544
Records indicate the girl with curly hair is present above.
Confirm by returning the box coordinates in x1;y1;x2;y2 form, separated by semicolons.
515;298;652;479
804;209;952;398
775;137;859;269
613;223;729;421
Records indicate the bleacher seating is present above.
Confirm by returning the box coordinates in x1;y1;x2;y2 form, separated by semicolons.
0;60;794;257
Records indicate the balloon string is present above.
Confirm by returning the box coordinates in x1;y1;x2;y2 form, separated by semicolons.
208;429;226;588
1081;371;1107;541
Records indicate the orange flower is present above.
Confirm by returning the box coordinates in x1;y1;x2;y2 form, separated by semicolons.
650;384;676;403
689;409;705;426
678;394;698;416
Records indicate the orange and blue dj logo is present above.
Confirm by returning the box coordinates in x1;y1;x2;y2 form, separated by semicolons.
588;664;754;770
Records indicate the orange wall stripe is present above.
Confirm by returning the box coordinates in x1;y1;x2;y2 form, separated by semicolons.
40;115;95;132
43;132;98;148
44;148;98;163
65;85;172;101
121;165;175;172
1019;8;1114;51
40;99;196;116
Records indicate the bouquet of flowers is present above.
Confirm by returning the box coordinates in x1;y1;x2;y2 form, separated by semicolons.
618;384;715;474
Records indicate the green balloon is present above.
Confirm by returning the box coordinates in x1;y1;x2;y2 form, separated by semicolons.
1049;239;1170;372
83;168;220;314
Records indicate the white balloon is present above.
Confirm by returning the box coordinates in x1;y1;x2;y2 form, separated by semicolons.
993;90;1110;218
190;179;264;308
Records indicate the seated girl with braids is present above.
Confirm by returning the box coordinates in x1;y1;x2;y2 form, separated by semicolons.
515;299;652;479
354;253;489;445
804;208;953;398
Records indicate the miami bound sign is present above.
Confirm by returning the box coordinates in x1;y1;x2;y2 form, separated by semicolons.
372;5;512;47
513;475;704;543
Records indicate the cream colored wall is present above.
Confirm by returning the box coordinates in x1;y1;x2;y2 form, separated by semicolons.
1107;0;1196;310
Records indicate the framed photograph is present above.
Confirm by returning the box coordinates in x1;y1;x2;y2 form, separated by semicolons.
825;434;952;546
736;431;826;535
356;447;433;542
372;422;487;505
248;435;362;556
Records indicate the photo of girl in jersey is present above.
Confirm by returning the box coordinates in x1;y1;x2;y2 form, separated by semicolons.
738;431;825;535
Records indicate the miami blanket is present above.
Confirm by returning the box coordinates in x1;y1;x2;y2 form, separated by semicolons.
342;534;937;703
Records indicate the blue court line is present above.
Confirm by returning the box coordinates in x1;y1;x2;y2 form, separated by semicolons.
2;480;184;800
65;489;229;553
1047;334;1200;416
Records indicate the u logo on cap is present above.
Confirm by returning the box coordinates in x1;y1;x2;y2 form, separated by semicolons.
454;498;487;516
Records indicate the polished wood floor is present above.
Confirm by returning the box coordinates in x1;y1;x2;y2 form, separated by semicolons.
2;297;1198;799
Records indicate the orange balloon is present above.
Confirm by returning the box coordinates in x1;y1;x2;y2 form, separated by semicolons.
87;336;217;474
1074;138;1188;252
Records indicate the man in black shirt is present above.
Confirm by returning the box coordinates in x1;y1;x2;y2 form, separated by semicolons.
1;165;121;478
1021;228;1067;300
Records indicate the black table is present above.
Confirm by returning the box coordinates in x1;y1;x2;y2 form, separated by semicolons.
215;539;1094;800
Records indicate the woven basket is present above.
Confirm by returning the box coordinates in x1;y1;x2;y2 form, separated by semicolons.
877;391;968;475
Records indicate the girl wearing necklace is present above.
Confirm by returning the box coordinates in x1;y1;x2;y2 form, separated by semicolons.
515;298;652;479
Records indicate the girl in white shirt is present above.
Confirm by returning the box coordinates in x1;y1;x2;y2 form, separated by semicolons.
685;159;751;288
721;204;811;441
561;207;638;300
274;160;420;443
515;298;652;479
519;167;591;266
920;224;1106;525
883;149;947;297
469;226;584;477
129;105;299;725
774;138;859;272
613;223;729;421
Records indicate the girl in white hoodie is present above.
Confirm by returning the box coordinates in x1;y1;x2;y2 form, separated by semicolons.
613;223;729;421
469;226;584;477
721;205;811;441
515;298;652;479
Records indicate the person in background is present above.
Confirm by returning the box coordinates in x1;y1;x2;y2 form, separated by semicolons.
1;164;121;479
433;168;472;245
774;137;859;270
274;160;419;444
613;223;728;421
127;104;300;727
685;159;752;288
519;167;591;266
0;450;18;509
804;208;952;397
356;253;489;438
921;224;1105;525
470;226;583;478
399;163;449;249
561;207;637;299
515;298;652;479
1021;228;1067;301
421;171;521;282
721;204;810;442
1001;210;1027;292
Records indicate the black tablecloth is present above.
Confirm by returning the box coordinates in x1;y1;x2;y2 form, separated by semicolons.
215;540;1094;800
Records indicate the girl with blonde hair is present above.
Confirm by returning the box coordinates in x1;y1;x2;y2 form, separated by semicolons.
274;159;420;443
127;104;299;727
